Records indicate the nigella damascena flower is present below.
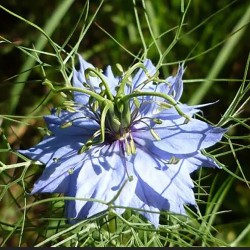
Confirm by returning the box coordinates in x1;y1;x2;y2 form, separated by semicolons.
19;55;226;227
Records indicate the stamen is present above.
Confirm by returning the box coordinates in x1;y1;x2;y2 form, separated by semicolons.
65;106;77;113
129;132;136;154
127;75;133;87
168;156;180;164
68;168;74;174
60;121;73;129
150;128;161;141
78;141;92;154
158;102;172;109
118;142;134;183
133;97;140;109
152;118;163;124
92;101;99;112
124;136;131;156
135;72;160;90
60;115;89;129
55;108;62;116
78;130;102;154
132;119;161;142
116;63;124;73
128;175;134;182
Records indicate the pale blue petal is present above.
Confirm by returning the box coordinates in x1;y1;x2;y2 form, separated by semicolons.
184;152;221;173
44;109;99;136
133;63;184;117
72;55;102;104
132;105;201;161
31;153;82;194
65;142;137;221
132;59;157;90
130;59;158;116
134;117;226;156
104;65;119;96
18;55;226;228
166;63;184;101
72;68;90;105
18;108;98;165
134;136;172;161
153;119;226;155
20;137;91;193
134;148;195;213
133;104;201;130
152;63;184;105
18;135;83;165
77;55;101;89
129;185;162;227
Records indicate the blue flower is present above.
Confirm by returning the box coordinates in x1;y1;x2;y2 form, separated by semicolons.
19;55;226;227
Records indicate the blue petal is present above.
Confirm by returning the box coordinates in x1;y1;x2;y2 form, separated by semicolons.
73;55;120;106
72;55;101;104
184;151;221;173
150;63;184;105
128;184;162;227
133;104;201;130
133;63;184;117
18;134;83;165
166;63;184;101
76;55;101;89
132;59;157;91
154;119;226;155
65;142;137;221
130;59;158;116
125;148;197;227
44;109;99;136
18;108;99;167
134;148;195;211
104;65;119;96
134;115;226;156
19;135;91;193
72;68;90;105
132;105;202;161
31;155;79;194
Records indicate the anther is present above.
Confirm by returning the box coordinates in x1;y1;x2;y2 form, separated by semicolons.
60;121;73;129
150;128;161;141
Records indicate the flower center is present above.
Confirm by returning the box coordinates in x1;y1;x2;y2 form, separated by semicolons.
70;62;191;155
116;130;136;155
115;131;130;141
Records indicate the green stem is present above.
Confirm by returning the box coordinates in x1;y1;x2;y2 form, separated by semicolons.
85;68;114;101
78;100;114;154
116;62;149;97
99;101;113;143
47;83;106;104
121;91;191;121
